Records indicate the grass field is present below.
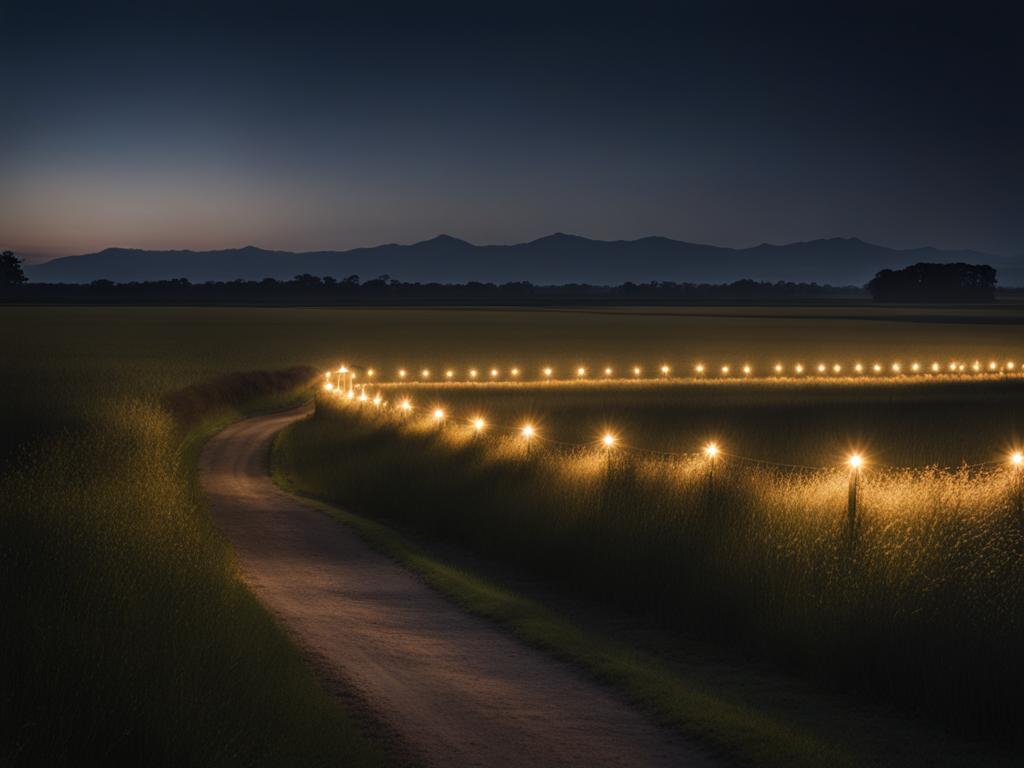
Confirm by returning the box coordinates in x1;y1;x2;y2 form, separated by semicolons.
3;304;1024;763
281;383;1024;744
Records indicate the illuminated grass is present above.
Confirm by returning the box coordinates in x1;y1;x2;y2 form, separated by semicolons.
344;378;1024;467
279;389;1024;743
274;473;1018;767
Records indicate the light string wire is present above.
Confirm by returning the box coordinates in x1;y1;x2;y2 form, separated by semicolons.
333;357;1022;386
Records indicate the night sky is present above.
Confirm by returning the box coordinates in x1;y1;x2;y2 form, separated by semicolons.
2;1;1021;260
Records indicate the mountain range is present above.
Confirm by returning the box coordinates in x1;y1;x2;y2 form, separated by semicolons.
24;234;1021;287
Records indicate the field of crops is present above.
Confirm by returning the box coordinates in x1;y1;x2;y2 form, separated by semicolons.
4;304;1024;762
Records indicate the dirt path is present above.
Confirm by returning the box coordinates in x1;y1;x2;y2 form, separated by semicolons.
200;405;712;767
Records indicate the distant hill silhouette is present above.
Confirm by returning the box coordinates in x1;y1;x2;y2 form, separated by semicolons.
24;234;1019;286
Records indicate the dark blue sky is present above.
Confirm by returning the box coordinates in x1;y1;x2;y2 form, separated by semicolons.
2;1;1021;259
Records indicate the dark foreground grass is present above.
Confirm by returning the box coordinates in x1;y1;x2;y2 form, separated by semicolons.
277;388;1024;749
1;370;386;766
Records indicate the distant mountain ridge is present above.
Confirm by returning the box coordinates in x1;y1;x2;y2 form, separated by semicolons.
24;234;1020;286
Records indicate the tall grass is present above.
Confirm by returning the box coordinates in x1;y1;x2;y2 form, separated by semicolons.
278;386;1024;741
0;371;385;766
4;304;1024;759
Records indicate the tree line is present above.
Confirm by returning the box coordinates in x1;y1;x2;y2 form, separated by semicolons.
1;250;1004;304
2;273;861;304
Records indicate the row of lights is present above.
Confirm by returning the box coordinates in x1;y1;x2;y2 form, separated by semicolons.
327;387;1024;472
330;359;1019;383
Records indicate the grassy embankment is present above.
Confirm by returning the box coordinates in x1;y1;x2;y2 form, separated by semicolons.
1;363;387;766
275;379;1024;762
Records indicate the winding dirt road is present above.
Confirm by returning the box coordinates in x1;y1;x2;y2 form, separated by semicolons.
200;405;711;767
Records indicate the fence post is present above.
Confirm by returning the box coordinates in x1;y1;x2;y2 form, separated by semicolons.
847;460;861;542
1014;461;1024;520
703;443;719;508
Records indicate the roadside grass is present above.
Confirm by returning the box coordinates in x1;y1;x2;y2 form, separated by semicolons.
277;387;1024;747
273;451;1016;768
0;370;387;766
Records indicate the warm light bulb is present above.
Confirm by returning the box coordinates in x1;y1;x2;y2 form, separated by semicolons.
1011;451;1023;466
633;366;642;376
817;363;826;373
400;399;412;412
795;364;804;374
660;364;671;375
873;363;882;373
473;417;486;432
721;365;730;375
774;363;783;374
445;369;454;378
577;367;586;377
521;424;535;439
490;368;499;378
848;453;863;469
602;433;616;448
346;390;355;399
891;363;901;373
1007;361;1016;370
358;392;368;402
367;369;375;378
695;364;705;374
854;363;863;373
989;361;998;371
339;366;348;374
972;361;981;372
469;368;478;378
832;364;841;374
743;364;752;375
931;362;940;372
373;395;382;406
323;382;334;391
433;408;445;420
604;367;613;376
704;442;719;459
399;369;407;379
543;367;553;377
421;369;430;378
911;362;920;372
511;367;520;377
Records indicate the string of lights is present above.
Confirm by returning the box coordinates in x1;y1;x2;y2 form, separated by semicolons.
326;358;1022;385
320;381;1024;475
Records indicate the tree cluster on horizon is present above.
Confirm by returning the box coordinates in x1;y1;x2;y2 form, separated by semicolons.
0;251;27;288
